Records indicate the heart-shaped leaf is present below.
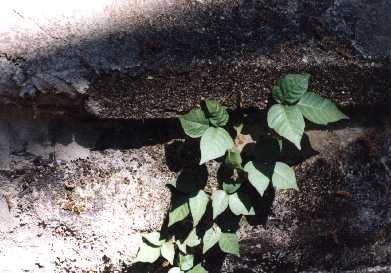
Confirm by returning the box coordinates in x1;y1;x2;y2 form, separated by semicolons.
184;228;201;247
204;100;229;127
189;190;209;226
218;232;240;257
297;92;349;125
168;195;190;227
200;127;234;164
203;224;222;254
212;190;229;219
244;161;270;196
136;243;161;263
179;109;210;138
272;162;298;190
179;254;194;271
267;104;305;149
272;74;310;104
161;241;175;265
228;192;255;216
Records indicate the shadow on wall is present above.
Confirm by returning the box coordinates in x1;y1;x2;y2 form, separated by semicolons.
0;103;386;169
2;0;390;120
213;130;391;273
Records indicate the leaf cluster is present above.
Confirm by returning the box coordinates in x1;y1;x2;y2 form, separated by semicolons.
135;74;348;273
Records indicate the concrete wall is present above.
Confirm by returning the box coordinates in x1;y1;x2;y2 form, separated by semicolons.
0;1;390;272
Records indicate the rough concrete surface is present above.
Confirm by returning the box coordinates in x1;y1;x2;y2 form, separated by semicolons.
0;0;390;273
0;0;390;119
0;109;390;273
0;117;174;273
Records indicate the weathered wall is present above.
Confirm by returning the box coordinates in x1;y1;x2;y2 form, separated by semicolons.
0;110;391;273
0;0;390;273
0;0;390;118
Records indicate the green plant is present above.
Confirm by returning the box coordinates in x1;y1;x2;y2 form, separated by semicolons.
135;73;348;273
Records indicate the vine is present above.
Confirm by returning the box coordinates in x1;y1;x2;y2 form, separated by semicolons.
135;74;348;273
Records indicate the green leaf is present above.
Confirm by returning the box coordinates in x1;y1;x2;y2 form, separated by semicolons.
228;192;255;216
142;231;164;247
179;254;194;271
244;161;270;196
222;179;242;194
218;232;240;256
224;148;243;169
168;195;190;227
273;74;310;104
267;104;305;149
179;109;210;138
161;241;175;265
297;92;349;125
184;228;201;247
136;243;161;263
200;127;234;164
203;224;222;254
189;190;209;226
212;190;229;219
176;240;187;254
204;100;229;127
168;267;184;273
272;162;298;190
188;264;208;273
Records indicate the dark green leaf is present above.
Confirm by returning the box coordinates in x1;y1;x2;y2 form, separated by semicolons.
228;192;255;216
136;243;161;263
179;109;210;138
224;148;243;169
203;224;222;254
168;195;190;227
218;232;240;256
297;92;349;125
200;127;234;164
272;162;298;190
273;74;310;104
204;100;229;127
189;190;209;226
244;161;270;196
267;104;305;149
212;190;229;219
179;254;194;271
